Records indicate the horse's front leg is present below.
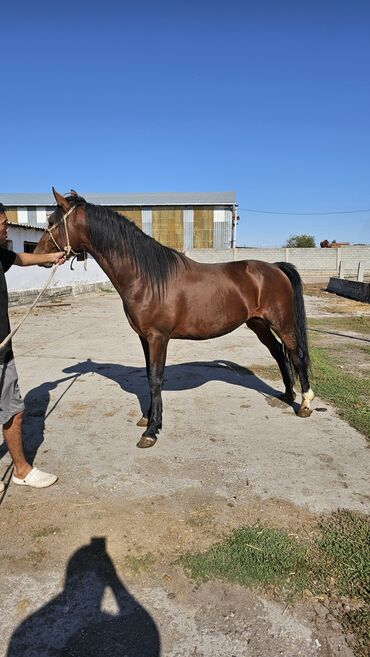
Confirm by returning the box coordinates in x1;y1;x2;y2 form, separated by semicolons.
136;334;168;448
137;336;151;427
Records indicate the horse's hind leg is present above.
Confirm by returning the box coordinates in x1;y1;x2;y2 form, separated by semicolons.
247;318;296;402
278;331;314;417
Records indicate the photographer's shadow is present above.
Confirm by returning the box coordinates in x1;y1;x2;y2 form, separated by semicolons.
6;537;160;657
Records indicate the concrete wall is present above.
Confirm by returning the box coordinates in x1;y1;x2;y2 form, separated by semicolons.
4;235;370;301
327;278;370;303
185;246;370;281
6;225;110;302
6;257;109;295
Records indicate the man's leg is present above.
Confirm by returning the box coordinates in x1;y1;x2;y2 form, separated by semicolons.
3;411;32;480
3;411;57;488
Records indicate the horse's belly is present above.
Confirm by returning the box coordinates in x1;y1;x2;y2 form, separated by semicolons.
171;299;247;339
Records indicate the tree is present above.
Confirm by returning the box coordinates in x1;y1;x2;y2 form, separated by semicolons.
284;234;316;248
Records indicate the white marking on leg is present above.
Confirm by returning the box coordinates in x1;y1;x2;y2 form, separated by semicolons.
301;387;315;409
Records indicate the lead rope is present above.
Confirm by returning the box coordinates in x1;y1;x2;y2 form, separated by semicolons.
47;205;87;271
0;264;60;352
0;204;88;352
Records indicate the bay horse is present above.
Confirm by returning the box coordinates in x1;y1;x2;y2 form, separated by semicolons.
35;188;314;448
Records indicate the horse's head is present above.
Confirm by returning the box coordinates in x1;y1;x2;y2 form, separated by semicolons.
34;187;87;263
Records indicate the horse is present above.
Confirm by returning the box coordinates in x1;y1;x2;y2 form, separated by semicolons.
35;188;314;448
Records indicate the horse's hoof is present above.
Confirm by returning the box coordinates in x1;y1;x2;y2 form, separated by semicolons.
136;436;157;448
297;407;312;418
136;416;148;427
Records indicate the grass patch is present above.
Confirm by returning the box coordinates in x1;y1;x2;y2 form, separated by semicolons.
316;511;370;657
310;345;370;438
124;553;156;574
182;526;309;596
317;511;369;599
182;510;370;656
32;525;61;539
308;315;370;335
249;364;282;381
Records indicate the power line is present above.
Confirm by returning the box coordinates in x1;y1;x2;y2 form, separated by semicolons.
238;207;370;216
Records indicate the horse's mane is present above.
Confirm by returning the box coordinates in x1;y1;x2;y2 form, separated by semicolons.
83;202;187;295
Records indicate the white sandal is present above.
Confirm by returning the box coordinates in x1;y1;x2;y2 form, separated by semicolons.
12;467;58;489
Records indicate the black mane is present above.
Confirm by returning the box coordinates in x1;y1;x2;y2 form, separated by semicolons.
84;203;187;295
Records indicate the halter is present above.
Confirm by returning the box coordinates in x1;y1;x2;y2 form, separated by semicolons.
47;204;86;270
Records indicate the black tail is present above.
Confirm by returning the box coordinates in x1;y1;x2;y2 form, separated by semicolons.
275;262;310;372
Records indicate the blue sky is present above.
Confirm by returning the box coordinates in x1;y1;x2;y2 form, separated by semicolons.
1;0;369;246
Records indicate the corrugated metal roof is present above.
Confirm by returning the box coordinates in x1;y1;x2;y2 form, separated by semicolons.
0;192;236;206
7;222;45;230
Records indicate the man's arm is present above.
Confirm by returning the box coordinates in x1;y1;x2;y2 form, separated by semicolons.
14;252;67;266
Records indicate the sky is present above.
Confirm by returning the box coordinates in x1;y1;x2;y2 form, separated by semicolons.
1;0;369;247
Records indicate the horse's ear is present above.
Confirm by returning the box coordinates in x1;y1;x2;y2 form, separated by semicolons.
52;187;71;212
70;189;78;198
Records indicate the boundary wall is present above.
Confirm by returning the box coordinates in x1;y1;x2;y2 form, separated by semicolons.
185;247;370;282
5;246;370;304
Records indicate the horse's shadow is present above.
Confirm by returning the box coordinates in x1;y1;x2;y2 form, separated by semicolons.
62;358;295;418
6;536;160;657
0;359;298;466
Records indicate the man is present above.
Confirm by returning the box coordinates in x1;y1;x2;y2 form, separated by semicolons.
0;203;66;492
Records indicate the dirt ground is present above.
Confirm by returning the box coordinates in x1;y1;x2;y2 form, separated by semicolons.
1;289;369;657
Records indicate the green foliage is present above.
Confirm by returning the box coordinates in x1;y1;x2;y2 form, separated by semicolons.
182;526;309;595
317;511;370;656
318;511;369;600
308;315;370;335
182;512;370;656
310;344;370;438
284;234;316;247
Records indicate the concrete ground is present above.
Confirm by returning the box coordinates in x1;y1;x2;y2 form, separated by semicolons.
0;290;369;657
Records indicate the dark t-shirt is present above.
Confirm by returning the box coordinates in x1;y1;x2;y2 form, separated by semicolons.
0;247;16;364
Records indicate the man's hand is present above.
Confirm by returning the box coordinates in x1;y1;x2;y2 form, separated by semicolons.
50;251;67;265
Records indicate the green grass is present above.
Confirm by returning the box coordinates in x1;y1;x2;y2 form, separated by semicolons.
316;511;370;656
310;345;370;438
317;511;369;600
182;526;309;595
182;511;370;656
308;315;370;335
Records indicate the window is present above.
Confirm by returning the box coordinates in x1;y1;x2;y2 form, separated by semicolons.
6;240;13;250
27;208;37;226
23;241;38;253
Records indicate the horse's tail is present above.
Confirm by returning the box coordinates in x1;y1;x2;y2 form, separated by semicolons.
274;262;310;372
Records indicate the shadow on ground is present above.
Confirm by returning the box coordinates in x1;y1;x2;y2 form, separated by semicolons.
6;537;160;657
0;359;296;467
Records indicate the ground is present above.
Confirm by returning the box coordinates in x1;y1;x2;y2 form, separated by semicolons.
0;287;369;657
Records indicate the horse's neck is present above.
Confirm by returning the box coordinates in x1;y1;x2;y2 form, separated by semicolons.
86;246;135;297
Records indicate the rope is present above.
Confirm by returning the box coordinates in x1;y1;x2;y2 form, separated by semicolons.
47;204;87;270
1;203;88;352
0;264;60;352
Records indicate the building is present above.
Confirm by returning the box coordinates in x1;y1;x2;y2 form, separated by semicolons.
1;192;238;251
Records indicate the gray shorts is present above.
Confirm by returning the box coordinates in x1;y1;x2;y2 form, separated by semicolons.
0;359;25;425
